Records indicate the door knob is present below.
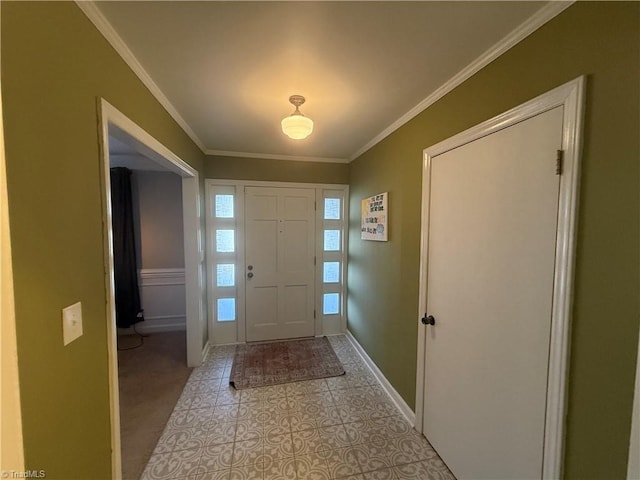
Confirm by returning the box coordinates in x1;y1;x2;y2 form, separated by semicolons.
421;314;435;326
247;265;253;271
247;272;254;278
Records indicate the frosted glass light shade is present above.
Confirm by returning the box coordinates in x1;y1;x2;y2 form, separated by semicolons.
281;114;313;140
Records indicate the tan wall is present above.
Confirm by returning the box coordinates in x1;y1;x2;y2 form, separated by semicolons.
348;2;639;478
1;3;204;478
205;154;349;185
0;32;24;470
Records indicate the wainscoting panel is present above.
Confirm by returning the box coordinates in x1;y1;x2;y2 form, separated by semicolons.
130;268;186;334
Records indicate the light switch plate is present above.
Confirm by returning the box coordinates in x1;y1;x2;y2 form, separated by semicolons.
62;301;83;346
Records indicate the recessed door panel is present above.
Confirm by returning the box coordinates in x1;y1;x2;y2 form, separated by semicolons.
247;220;278;274
246;286;278;330
283;221;308;273
283;285;309;326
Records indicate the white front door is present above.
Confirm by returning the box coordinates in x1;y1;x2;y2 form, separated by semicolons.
244;186;316;342
423;106;563;479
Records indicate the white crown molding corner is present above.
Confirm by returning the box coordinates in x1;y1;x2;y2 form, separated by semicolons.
345;330;416;425
349;1;575;162
206;149;350;165
75;1;207;154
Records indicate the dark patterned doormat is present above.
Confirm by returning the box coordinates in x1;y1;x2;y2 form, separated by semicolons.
229;336;345;389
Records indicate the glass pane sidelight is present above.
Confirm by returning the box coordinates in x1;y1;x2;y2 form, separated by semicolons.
323;262;340;283
216;229;235;253
216;264;235;287
215;194;234;218
324;198;341;220
323;293;340;315
217;298;236;321
324;230;340;251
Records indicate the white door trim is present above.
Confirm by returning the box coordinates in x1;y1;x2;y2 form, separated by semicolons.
98;99;205;479
205;179;349;345
415;76;585;479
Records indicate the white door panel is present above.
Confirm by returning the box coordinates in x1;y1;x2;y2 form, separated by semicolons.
245;187;315;342
423;107;563;479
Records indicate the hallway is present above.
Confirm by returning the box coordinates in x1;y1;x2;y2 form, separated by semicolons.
140;336;454;479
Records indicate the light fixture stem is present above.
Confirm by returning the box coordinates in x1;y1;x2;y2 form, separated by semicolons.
289;95;306;109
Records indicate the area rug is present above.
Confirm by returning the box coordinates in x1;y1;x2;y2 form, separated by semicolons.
229;336;345;389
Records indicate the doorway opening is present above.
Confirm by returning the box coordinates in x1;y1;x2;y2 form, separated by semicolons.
109;138;191;479
98;99;206;478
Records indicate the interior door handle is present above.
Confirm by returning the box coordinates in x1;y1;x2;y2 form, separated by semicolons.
247;272;254;278
421;314;435;325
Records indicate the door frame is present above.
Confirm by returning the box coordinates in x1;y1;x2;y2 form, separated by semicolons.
415;76;585;479
205;179;349;345
97;99;206;479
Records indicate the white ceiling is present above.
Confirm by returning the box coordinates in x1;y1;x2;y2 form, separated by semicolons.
109;136;170;171
90;1;563;163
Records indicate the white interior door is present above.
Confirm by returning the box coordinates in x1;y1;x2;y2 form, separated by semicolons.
423;106;563;479
245;186;316;342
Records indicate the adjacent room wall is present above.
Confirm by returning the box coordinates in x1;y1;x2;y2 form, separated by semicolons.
348;2;639;478
205;154;349;185
1;2;204;479
132;170;186;333
133;170;185;270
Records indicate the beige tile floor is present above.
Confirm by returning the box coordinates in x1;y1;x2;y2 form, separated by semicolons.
141;335;455;480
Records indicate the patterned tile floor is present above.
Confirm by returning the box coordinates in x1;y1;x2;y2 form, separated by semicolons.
141;335;455;480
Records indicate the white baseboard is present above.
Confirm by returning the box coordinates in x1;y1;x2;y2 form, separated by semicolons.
345;330;416;424
117;316;186;335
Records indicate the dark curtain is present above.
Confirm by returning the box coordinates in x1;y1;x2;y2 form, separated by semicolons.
110;167;143;328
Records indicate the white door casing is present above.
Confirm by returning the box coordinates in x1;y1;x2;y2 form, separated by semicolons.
98;99;206;479
416;77;585;480
245;187;316;342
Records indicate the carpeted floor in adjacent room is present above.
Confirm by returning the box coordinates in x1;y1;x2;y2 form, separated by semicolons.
118;330;193;480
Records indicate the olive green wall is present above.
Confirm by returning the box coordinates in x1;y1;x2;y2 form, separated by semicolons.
348;2;639;478
205;154;349;185
2;3;204;479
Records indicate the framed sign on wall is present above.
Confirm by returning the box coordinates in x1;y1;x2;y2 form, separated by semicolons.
361;192;388;241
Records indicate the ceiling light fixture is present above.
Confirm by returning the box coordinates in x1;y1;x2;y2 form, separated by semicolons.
281;95;313;140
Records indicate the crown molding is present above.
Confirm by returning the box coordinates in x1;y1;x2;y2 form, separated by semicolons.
77;0;573;165
349;0;575;162
206;149;350;164
75;1;207;153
